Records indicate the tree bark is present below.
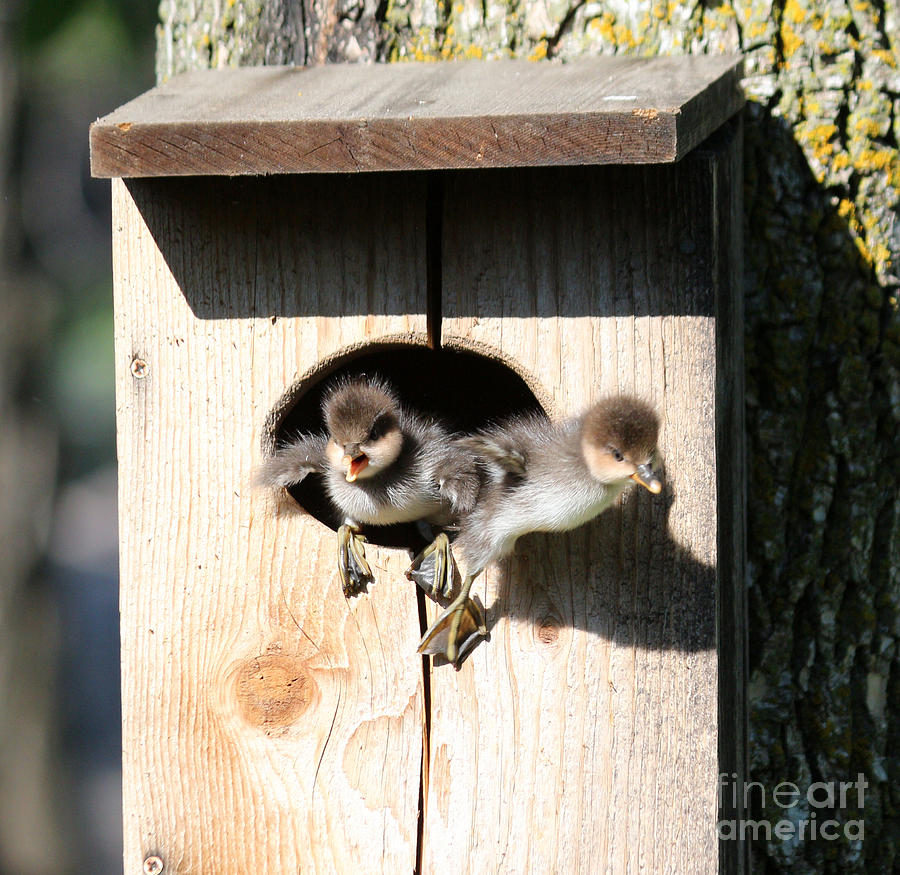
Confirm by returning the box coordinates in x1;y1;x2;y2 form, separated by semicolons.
156;2;900;872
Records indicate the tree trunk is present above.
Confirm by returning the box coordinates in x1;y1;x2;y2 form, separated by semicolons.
156;2;900;872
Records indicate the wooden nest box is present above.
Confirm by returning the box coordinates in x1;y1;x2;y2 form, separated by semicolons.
91;56;746;874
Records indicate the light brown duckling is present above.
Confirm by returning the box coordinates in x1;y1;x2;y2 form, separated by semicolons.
419;395;662;665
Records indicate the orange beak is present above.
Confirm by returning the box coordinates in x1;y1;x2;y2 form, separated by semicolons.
631;463;662;494
343;453;369;482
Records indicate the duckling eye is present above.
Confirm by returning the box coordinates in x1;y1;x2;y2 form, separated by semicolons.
367;417;387;442
611;447;625;463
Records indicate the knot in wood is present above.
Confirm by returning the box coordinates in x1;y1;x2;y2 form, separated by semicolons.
234;654;314;730
536;616;561;646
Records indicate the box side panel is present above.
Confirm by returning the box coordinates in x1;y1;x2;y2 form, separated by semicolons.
112;174;428;874
426;159;726;873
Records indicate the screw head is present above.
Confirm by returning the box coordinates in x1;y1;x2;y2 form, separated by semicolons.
131;357;149;379
143;855;164;874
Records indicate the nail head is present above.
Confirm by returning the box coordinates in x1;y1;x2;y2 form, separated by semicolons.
143;855;164;874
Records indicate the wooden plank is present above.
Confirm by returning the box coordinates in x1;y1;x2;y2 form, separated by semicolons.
113;174;428;874
90;56;743;177
424;132;743;871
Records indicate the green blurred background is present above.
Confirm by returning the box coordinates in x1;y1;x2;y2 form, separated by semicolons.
1;2;155;871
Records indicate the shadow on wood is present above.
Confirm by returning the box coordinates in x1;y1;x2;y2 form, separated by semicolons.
124;162;718;320
478;471;717;655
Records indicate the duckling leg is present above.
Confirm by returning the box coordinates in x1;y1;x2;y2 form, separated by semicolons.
405;532;455;598
337;523;374;596
417;574;487;666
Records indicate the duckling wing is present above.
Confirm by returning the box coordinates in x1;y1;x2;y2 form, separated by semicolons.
457;434;527;478
255;433;328;488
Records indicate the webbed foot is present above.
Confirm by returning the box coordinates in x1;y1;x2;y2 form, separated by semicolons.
405;532;456;598
417;575;487;667
337;523;374;596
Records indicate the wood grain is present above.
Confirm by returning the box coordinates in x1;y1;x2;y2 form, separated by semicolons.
422;128;743;872
90;56;744;177
113;173;429;874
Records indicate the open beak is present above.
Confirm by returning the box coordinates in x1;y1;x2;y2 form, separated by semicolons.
342;453;369;483
631;463;662;494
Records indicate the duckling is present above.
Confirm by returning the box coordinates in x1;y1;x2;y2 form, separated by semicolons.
419;395;662;665
258;376;479;596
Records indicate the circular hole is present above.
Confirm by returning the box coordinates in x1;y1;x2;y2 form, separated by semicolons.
269;343;545;550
